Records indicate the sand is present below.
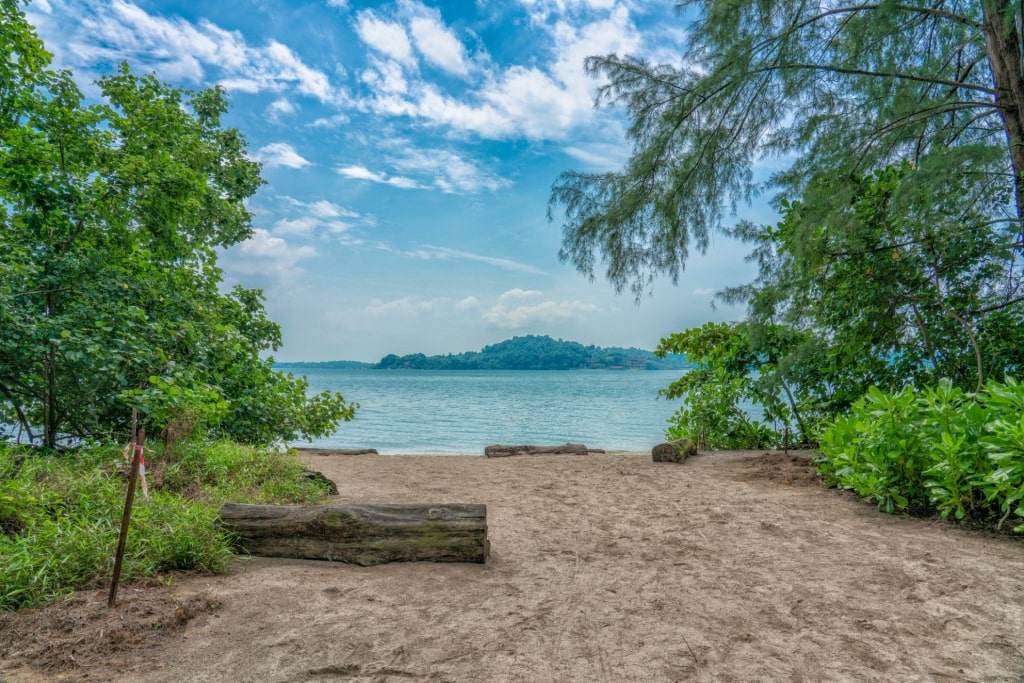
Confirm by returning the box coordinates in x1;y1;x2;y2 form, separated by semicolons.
2;450;1023;682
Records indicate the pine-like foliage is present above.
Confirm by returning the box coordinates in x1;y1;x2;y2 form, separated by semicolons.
550;0;1024;297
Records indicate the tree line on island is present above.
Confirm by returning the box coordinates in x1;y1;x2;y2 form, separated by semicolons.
275;335;691;371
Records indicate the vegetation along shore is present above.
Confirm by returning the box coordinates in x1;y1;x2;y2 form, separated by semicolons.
2;2;1023;681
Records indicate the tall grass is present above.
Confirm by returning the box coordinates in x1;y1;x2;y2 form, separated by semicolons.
0;441;334;610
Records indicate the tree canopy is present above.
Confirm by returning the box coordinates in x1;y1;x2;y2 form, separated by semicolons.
0;0;355;447
550;0;1024;298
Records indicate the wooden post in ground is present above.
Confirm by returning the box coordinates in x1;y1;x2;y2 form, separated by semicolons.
108;418;142;608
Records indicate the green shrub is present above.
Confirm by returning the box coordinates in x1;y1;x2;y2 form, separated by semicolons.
818;378;1024;531
162;440;333;504
0;440;332;610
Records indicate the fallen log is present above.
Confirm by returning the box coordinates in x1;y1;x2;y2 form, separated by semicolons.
218;503;488;566
484;443;590;457
295;447;379;455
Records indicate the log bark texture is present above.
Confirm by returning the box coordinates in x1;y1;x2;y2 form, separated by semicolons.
296;447;379;455
219;503;488;566
652;438;697;463
484;443;590;457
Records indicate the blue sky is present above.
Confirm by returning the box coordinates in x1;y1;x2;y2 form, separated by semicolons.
28;0;771;362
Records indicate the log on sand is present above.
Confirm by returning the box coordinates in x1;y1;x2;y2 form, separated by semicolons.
484;443;595;457
295;447;379;455
218;503;489;566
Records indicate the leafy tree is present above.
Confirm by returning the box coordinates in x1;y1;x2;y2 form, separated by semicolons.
550;0;1024;299
723;164;1024;396
657;321;827;448
0;1;355;446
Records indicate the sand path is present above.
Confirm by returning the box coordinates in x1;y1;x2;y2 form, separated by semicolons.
3;450;1023;682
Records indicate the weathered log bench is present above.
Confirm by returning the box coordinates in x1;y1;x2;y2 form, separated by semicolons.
219;503;489;566
295;447;379;455
484;443;604;457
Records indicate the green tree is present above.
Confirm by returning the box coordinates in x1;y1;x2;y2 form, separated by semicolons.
723;164;1024;397
0;1;355;446
657;321;823;448
550;0;1024;299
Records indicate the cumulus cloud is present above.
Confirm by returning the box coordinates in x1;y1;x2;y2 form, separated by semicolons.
354;11;415;65
254;142;311;169
350;2;641;141
45;0;341;103
409;12;469;76
456;296;480;311
231;228;317;277
481;289;600;328
360;56;409;95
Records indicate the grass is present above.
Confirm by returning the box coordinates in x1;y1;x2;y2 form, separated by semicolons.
0;440;334;610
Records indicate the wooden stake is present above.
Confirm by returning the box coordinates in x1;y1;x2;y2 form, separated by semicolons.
108;415;141;608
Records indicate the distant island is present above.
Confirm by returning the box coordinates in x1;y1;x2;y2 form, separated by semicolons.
275;335;690;371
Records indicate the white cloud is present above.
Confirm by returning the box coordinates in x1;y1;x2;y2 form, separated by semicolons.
481;289;601;328
274;217;319;234
409;13;469;76
387;148;509;194
401;246;545;274
692;287;715;296
351;4;642;141
326;0;348;9
337;164;422;189
309;200;359;219
563;137;630;171
365;296;451;317
361;288;601;329
232;228;317;277
266;97;298;123
254;142;311;169
50;0;341;103
309;113;350;128
354;11;415;65
456;296;480;311
360;56;409;95
269;197;362;236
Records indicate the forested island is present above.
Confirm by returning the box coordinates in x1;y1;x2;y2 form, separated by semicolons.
275;335;690;371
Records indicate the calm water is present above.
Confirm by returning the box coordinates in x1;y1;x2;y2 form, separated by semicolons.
288;369;684;454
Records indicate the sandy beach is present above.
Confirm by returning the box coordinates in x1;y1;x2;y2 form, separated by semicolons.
2;450;1023;682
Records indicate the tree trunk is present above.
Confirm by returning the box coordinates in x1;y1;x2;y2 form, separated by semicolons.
218;502;489;566
983;0;1024;239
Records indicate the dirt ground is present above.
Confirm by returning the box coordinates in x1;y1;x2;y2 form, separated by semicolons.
2;450;1023;682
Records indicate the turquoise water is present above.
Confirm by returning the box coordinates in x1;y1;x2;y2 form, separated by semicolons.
288;369;684;454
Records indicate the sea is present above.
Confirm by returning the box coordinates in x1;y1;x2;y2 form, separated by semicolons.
287;368;685;455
